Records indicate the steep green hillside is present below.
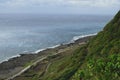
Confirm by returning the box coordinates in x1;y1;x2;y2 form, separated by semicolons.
12;11;120;80
71;11;120;80
47;11;120;80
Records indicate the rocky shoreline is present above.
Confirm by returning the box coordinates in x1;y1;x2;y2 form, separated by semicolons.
0;35;95;80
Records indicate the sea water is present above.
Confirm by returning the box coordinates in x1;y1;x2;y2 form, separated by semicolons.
0;14;112;62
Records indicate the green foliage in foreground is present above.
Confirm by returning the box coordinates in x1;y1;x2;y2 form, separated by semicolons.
72;54;120;80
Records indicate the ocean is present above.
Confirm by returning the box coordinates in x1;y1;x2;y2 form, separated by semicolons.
0;14;112;62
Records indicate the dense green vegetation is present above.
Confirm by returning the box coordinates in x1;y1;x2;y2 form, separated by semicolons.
49;11;120;80
72;11;120;80
13;11;120;80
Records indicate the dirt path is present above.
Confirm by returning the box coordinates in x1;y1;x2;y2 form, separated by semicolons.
6;57;47;80
6;48;69;80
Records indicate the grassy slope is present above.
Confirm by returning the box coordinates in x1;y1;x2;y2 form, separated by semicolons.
12;11;120;80
12;43;80;80
43;11;120;80
70;11;120;80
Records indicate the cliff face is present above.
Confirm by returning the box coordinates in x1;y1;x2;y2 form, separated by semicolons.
8;11;120;80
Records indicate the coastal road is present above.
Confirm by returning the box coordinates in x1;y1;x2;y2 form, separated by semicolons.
6;46;74;80
6;57;47;80
6;48;68;80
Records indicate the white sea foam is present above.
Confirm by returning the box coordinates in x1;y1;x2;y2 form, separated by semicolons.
48;44;60;49
34;44;60;54
0;54;21;63
0;45;61;63
71;33;97;42
34;48;46;54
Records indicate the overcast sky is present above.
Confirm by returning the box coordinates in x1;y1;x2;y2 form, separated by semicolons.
0;0;120;15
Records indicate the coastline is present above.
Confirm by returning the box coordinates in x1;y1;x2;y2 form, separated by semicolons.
34;33;97;55
0;33;96;79
0;33;97;64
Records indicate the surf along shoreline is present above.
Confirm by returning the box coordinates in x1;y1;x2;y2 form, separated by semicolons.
0;33;96;79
